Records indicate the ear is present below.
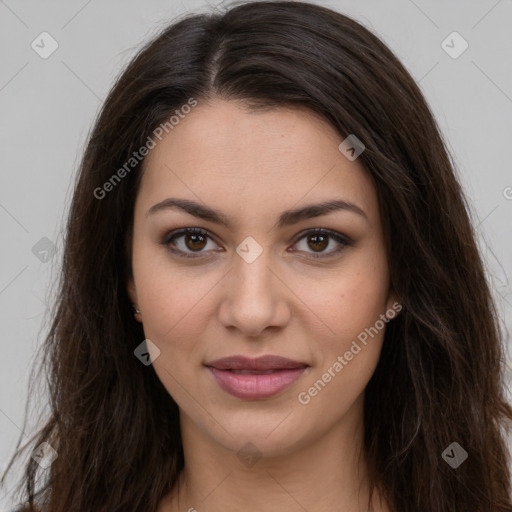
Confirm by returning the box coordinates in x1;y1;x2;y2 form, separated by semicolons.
126;274;138;306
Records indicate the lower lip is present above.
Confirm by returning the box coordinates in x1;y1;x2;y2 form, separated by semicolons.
207;367;307;400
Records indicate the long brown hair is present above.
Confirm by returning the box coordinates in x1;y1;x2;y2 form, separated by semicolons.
3;1;512;511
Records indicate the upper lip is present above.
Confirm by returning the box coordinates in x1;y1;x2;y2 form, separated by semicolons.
205;355;309;371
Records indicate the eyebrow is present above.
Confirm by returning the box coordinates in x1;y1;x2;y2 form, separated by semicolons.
145;197;368;228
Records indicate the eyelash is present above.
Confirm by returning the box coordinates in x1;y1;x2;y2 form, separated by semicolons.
159;227;353;260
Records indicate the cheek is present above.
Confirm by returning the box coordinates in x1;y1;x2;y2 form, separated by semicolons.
318;262;389;346
319;290;386;387
133;240;215;338
303;250;389;395
298;283;388;416
138;278;210;357
135;264;209;399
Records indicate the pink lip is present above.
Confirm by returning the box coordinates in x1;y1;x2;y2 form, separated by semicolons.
205;355;309;400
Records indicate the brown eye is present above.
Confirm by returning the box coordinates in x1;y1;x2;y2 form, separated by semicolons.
292;229;353;259
307;233;329;252
161;227;353;261
161;228;219;259
184;232;208;251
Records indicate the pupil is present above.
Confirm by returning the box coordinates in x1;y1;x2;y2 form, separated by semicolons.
309;234;328;252
187;234;206;251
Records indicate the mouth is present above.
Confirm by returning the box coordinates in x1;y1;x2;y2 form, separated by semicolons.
205;355;309;400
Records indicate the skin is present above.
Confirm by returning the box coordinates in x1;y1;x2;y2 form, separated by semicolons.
127;98;397;512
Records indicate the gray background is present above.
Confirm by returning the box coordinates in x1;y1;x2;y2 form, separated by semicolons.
1;0;511;506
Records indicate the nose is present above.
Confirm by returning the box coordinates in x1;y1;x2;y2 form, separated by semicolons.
218;249;291;338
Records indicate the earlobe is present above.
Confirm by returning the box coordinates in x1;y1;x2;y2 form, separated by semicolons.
127;277;143;323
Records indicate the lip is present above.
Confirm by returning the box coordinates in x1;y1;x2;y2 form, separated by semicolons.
205;355;309;400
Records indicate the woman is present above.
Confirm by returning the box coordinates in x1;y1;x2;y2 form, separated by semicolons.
2;1;512;511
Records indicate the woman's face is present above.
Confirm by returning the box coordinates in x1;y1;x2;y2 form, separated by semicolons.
127;98;397;457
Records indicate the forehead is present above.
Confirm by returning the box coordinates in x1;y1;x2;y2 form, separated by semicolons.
135;99;379;228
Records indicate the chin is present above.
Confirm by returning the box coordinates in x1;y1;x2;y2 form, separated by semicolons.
209;413;311;459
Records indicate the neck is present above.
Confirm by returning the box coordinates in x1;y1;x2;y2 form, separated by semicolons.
160;394;390;512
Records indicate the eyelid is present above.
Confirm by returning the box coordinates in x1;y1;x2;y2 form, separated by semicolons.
160;227;353;259
159;227;219;259
289;228;353;259
290;227;352;246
